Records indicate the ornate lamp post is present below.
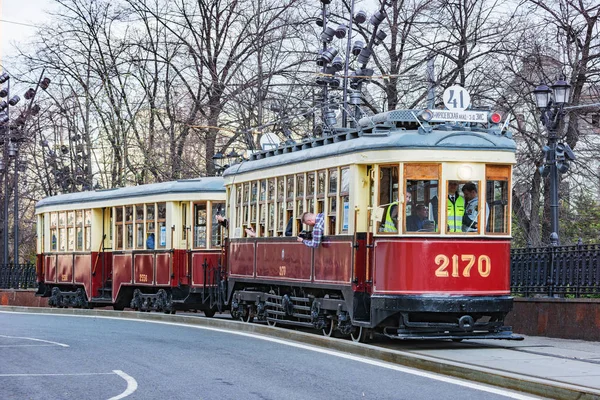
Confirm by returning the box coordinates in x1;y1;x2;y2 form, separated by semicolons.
533;76;575;245
0;70;50;264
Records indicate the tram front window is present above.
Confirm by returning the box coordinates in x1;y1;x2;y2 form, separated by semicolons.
405;180;437;233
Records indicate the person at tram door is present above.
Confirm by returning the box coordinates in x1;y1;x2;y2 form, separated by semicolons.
216;214;229;228
406;204;428;232
381;202;398;233
297;212;324;248
461;182;489;232
446;180;465;232
146;233;155;250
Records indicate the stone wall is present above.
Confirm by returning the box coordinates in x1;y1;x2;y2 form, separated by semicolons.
506;297;600;341
0;289;48;307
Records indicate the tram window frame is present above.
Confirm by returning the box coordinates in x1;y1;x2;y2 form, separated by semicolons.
58;212;66;251
135;205;145;249
403;164;440;234
193;202;207;248
75;210;83;251
157;202;167;248
115;207;124;250
316;170;325;216
84;210;92;251
377;165;399;234
306;172;315;214
125;206;134;249
251;181;258;225
50;212;58;251
67;211;75;251
328;168;338;235
295;173;305;232
485;165;511;235
276;177;285;235
268;178;275;236
211;201;225;247
146;204;155;250
258;179;267;236
181;202;188;243
457;181;486;234
340;167;350;234
286;175;295;235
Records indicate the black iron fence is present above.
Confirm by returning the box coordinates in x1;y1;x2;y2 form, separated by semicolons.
511;244;600;297
0;263;37;289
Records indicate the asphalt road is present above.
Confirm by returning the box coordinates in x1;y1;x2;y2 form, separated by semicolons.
0;312;544;400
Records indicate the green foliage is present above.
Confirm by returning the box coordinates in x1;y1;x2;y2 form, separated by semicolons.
560;192;600;245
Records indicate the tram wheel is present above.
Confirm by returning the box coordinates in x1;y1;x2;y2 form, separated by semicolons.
204;307;216;318
322;319;336;337
350;326;370;343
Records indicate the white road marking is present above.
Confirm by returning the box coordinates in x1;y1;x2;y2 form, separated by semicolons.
0;372;114;377
109;370;138;400
0;370;138;399
0;334;69;347
0;344;63;347
0;311;538;399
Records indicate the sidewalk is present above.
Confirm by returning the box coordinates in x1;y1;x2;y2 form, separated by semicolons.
379;335;600;399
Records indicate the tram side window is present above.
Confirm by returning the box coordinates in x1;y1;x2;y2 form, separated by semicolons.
286;175;294;235
136;205;144;249
125;206;134;249
486;165;511;234
295;173;305;233
276;177;285;236
194;203;207;248
328;168;337;234
157;203;166;248
84;210;92;251
455;181;487;233
146;204;155;249
76;210;83;251
115;207;123;250
67;211;75;251
211;202;225;247
340;168;350;234
58;212;66;251
50;212;58;251
404;164;439;234
378;166;399;233
181;203;188;242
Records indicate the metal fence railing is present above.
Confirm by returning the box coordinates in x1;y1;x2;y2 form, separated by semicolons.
0;263;37;289
511;244;600;297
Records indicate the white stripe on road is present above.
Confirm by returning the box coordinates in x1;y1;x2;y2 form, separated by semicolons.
0;334;69;347
0;370;138;399
109;370;138;400
0;344;64;347
0;311;539;400
0;372;114;377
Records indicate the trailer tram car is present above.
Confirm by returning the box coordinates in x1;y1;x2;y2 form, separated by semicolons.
223;108;522;342
35;178;226;314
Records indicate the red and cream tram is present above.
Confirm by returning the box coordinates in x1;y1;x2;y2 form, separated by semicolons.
35;178;226;314
222;108;521;341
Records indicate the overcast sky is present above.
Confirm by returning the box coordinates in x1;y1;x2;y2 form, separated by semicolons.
1;0;55;64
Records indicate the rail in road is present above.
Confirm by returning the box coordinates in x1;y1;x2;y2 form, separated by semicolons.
1;306;599;400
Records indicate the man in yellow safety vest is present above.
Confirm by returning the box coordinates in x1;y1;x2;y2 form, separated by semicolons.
382;202;398;232
447;181;465;232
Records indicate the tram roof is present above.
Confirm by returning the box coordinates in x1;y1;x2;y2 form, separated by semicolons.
223;124;516;177
35;177;225;210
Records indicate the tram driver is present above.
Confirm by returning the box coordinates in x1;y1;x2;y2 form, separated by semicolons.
297;212;324;248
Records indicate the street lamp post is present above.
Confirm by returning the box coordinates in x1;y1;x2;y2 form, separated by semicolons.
0;70;49;264
533;76;575;245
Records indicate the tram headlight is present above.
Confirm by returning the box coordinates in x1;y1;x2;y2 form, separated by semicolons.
418;109;434;122
457;164;473;181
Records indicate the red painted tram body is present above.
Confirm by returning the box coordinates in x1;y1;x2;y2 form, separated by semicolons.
223;109;520;341
35;178;226;314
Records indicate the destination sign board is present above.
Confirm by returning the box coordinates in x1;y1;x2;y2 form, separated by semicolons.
428;109;488;123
